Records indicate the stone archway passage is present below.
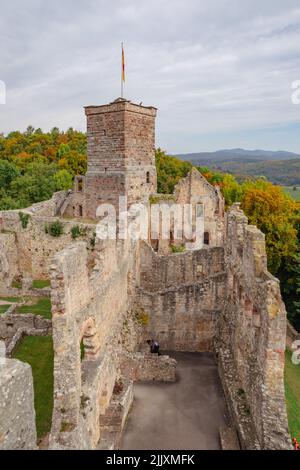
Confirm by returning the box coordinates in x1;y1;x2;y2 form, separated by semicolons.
121;352;228;450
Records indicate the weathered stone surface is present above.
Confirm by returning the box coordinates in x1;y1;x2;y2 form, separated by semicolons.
216;203;292;450
0;356;37;449
121;352;177;382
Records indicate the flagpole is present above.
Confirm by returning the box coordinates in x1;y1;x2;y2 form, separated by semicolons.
121;42;124;98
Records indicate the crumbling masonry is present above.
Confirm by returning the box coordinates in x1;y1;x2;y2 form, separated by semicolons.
0;98;291;450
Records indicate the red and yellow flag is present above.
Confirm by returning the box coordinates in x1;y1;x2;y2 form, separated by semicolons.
122;44;125;83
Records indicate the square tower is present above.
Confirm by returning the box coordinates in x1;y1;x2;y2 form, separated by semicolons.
83;98;157;219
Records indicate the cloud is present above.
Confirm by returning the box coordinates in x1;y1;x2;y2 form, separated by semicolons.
0;0;299;152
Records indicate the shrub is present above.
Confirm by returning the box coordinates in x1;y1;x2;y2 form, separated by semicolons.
71;225;87;240
19;212;30;229
12;277;22;289
171;244;185;253
80;340;85;361
136;309;150;326
71;225;81;239
45;220;64;237
90;231;97;248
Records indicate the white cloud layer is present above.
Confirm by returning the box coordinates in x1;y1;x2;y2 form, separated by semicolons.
0;0;300;152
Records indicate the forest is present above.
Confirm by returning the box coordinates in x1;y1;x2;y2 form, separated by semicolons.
0;127;300;331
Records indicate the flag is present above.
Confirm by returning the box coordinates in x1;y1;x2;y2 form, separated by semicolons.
122;44;125;83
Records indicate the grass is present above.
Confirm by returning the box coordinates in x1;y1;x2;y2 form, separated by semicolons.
16;297;52;319
283;186;300;201
0;296;22;302
12;336;54;439
285;349;300;441
32;279;51;289
0;305;10;315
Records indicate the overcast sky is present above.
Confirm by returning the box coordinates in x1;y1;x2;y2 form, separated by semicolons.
0;0;300;153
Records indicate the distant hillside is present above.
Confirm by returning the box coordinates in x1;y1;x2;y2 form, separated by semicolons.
175;149;300;185
176;148;300;165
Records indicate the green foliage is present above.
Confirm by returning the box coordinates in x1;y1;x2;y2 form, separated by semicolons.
149;194;175;205
71;225;87;239
279;252;300;331
156;148;192;194
240;180;299;273
0;305;10;315
171;244;186;253
0;296;22;302
285;349;300;441
80;340;85;361
32;279;51;289
45;220;64;237
12;278;22;289
0;160;20;189
12;336;54;439
283;186;300;202
71;225;81;239
16;296;52;319
53;169;73;191
90;231;97;248
0;126;86;209
136;309;150;326
18;211;30;229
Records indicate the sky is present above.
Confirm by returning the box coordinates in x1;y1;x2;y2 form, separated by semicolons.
0;0;300;153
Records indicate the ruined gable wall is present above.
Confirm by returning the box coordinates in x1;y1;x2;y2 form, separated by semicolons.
137;242;226;351
174;168;225;247
216;203;291;450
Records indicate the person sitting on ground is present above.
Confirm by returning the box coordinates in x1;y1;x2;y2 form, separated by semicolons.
147;339;161;355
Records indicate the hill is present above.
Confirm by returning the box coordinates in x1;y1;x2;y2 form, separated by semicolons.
175;149;300;185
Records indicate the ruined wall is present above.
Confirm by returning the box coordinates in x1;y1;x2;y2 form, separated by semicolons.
49;237;140;449
0;233;19;294
0;341;37;450
120;352;177;382
0;210;97;288
0;310;51;347
174;168;225;247
216;203;291;450
137;242;226;351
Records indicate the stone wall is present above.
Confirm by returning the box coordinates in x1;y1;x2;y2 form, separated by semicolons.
0;210;97;289
120;352;177;382
49;237;141;449
0;341;37;450
216;203;291;450
137;242;226;351
0;233;19;293
0;310;51;348
174;168;225;248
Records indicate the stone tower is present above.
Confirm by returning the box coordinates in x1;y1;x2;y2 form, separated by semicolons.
83;98;157;219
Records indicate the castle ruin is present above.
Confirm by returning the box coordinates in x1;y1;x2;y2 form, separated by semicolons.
0;98;291;450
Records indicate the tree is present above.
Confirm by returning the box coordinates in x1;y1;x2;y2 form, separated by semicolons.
241;181;299;273
0;160;20;189
156;148;192;194
54;169;73;191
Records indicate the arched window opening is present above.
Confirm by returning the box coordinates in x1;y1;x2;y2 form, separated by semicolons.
146;172;150;184
204;232;210;245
